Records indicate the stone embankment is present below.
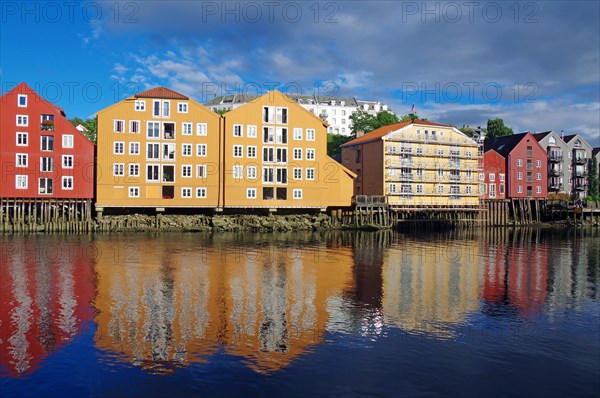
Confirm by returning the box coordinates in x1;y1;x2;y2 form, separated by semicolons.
96;213;340;232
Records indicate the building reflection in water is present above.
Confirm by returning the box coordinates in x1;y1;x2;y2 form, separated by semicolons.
0;237;95;376
92;233;355;374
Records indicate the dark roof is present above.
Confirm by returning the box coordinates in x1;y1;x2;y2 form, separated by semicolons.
592;147;600;157
484;133;531;157
532;131;553;141
135;87;189;100
204;93;359;107
562;134;577;143
341;119;450;147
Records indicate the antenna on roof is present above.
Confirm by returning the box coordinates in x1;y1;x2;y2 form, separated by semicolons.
561;130;564;140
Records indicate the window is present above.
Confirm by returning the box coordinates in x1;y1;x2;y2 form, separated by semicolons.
276;128;288;144
416;184;423;194
416;168;423;178
62;155;74;168
38;178;53;194
306;168;315;180
163;143;175;160
416;147;423;155
438;169;444;178
536;186;542;194
182;143;192;157
527;146;533;157
389;183;397;193
134;100;145;111
181;187;192;198
182;123;192;135
276;148;287;163
306;149;315;160
276;107;288;124
489;173;495;182
130;120;140;134
147;122;160;138
62;176;73;190
233;124;243;137
147;143;160;160
293;167;302;180
263;147;275;163
197;123;207;136
499;184;505;194
247;166;257;179
197;164;207;178
247;146;257;158
16;132;28;146
536;172;541;181
41;135;54;151
129;163;140;176
114;120;125;133
114;141;125;154
466;185;473;194
178;103;188;113
401;184;412;194
263;167;274;183
437;148;444;156
247;125;257;138
129;142;140;155
162;101;170;117
536;160;541;168
113;163;124;176
489;184;496;198
196;188;207;198
276;167;287;183
162;165;175;182
293;148;302;160
16;175;28;189
233;145;243;158
293;189;302;199
129;187;140;197
499;174;505;182
517;172;523;180
263;127;275;143
16;153;27;167
62;134;74;148
16;115;28;126
465;150;472;159
437;185;444;194
517;185;523;193
40;157;53;172
147;165;160;181
306;129;316;141
263;187;274;200
18;94;27;107
197;144;207;157
294;128;302;140
517;159;523;167
233;165;243;179
247;188;257;199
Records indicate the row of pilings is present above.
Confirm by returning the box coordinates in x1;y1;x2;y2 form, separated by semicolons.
1;198;94;233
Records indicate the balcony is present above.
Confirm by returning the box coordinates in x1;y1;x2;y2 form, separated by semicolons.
574;157;586;165
574;182;586;191
163;123;175;139
549;168;561;176
549;182;562;191
549;155;563;162
573;170;587;178
41;120;55;131
400;174;413;181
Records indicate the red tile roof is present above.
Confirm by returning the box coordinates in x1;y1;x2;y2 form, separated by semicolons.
341;119;450;147
135;87;189;100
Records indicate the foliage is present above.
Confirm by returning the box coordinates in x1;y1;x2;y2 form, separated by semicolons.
485;118;514;140
400;113;425;122
69;116;97;144
214;109;229;116
350;110;400;135
588;158;599;197
327;133;354;157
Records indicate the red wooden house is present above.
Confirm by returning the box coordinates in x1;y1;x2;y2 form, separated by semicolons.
482;149;507;199
484;133;548;198
0;82;94;199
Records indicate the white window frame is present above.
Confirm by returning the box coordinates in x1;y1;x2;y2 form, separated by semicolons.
306;148;315;160
233;145;243;158
517;172;523;180
536;186;542;194
181;165;192;178
16;132;28;146
114;119;125;133
62;176;74;190
247;145;257;158
147;143;160;160
246;188;257;199
62;134;74;149
182;122;193;136
38;178;53;195
293;189;302;199
247;166;257;179
62;155;74;169
134;100;146;111
293;148;302;160
128;187;140;197
181;187;192;198
40;157;54;172
114;141;125;155
196;187;207;198
147;121;160;139
147;164;160;182
306;168;315;181
293;167;302;180
16;175;28;189
247;125;257;138
197;164;207;178
178;102;188;113
113;163;125;176
41;135;54;151
233;124;243;137
130;120;140;134
197;123;207;136
182;143;192;157
16;115;28;126
129;142;140;155
18;94;27;107
306;129;316;141
233;165;243;180
517;185;523;193
128;163;140;177
16;153;28;168
293;128;302;140
197;144;207;157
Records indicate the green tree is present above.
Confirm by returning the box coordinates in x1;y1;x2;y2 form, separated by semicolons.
588;158;599;199
486;118;514;140
400;113;425;122
69;116;97;143
214;109;229;116
350;110;400;135
327;133;354;157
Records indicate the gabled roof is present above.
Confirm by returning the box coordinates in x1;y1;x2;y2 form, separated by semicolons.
341;119;449;147
562;134;578;143
532;131;553;141
135;87;189;100
592;147;600;157
484;133;540;157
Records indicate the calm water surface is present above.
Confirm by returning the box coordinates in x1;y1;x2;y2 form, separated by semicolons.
1;229;599;397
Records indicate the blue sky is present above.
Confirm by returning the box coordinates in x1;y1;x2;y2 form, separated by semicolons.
1;0;598;145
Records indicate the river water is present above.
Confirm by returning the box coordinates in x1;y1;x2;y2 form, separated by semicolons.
1;228;599;397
